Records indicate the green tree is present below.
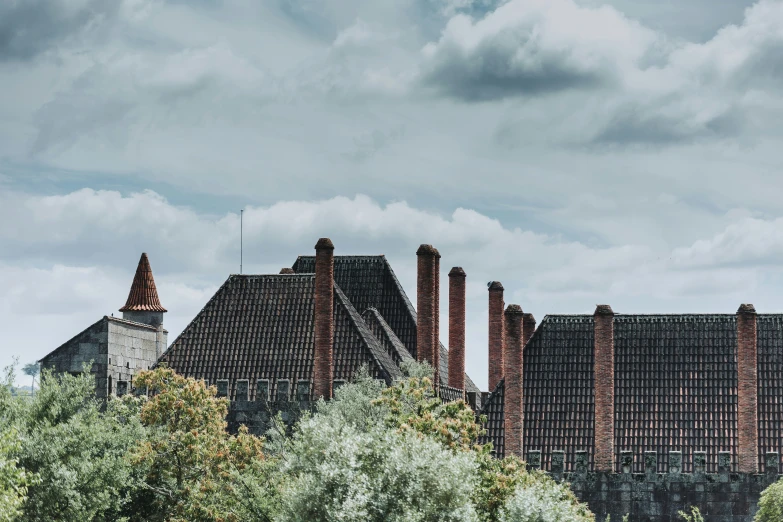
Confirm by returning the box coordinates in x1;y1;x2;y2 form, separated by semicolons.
0;428;34;522
756;480;783;521
129;366;267;522
13;368;145;522
21;364;39;398
276;368;480;522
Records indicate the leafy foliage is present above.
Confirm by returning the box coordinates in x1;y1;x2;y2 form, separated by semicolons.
756;480;783;522
130;366;267;522
499;474;595;522
0;428;33;522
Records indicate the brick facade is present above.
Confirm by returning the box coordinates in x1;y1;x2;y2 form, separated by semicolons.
313;238;335;399
448;267;466;390
416;245;437;368
433;249;441;385
504;304;524;457
488;281;505;391
522;313;536;347
594;304;615;472
737;304;759;474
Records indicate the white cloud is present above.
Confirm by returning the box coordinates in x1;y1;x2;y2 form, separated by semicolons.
3;188;782;388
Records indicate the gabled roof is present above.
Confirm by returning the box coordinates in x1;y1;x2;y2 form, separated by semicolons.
478;379;505;458
160;274;400;401
120;253;167;312
291;255;481;399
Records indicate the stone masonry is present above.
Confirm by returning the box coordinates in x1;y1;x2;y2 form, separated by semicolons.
528;449;780;522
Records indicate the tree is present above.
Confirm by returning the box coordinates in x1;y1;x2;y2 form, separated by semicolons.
0;428;34;522
21;364;39;398
276;368;480;522
756;480;783;521
129;366;267;522
499;473;595;522
13;368;146;522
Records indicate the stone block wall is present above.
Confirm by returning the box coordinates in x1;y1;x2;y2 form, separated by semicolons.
106;319;165;398
528;450;781;522
40;318;107;395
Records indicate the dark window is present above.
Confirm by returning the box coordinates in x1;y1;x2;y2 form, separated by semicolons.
117;381;128;397
257;379;269;402
108;375;113;395
296;380;310;401
277;380;290;402
216;380;229;398
236;380;249;401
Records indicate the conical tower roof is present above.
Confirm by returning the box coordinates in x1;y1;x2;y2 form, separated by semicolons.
119;253;167;312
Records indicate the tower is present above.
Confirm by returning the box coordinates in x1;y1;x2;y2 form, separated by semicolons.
120;253;167;328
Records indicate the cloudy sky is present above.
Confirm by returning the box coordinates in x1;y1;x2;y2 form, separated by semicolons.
2;0;783;389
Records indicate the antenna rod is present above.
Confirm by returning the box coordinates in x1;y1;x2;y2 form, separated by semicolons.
240;209;244;274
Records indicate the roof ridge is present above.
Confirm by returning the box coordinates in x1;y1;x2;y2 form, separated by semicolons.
334;285;402;384
119;253;167;312
361;307;414;364
39;316;108;363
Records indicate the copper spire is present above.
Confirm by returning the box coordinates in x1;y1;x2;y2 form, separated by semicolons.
119;253;167;312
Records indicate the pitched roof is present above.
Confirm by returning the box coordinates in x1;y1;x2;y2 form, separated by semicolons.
483;313;783;473
362;307;414;366
478;379;505;457
160;274;400;401
119;253;167;312
291;255;482;400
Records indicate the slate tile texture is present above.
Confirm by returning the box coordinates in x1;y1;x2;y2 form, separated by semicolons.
292;255;482;402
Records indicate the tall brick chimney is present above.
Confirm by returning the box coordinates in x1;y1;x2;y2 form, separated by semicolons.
448;267;466;390
416;245;437;372
737;303;758;473
433;249;441;385
488;281;505;391
593;304;615;472
313;238;335;400
504;304;524;457
523;313;536;346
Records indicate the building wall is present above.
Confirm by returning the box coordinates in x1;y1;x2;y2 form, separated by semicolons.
40;319;109;396
528;450;780;522
106;319;166;394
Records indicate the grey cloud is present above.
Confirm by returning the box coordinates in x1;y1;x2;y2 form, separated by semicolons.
0;0;120;61
590;102;746;146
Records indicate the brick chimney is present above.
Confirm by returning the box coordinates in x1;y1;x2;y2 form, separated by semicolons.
416;245;437;371
448;267;466;390
488;281;505;391
594;304;615;472
504;304;524;457
313;238;335;400
433;249;441;385
737;303;758;473
522;313;536;346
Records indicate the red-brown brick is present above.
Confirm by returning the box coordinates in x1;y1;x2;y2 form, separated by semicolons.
433;249;441;385
416;245;437;370
523;313;536;347
313;238;335;399
504;304;524;457
594;304;615;472
737;303;758;473
488;281;505;391
448;267;466;390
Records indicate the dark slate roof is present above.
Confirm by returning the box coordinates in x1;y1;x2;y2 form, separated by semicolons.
478;379;505;458
483;313;783;473
613;314;738;473
292;255;481;401
757;315;783;472
522;315;595;472
361;307;414;366
160;274;400;401
120;253;167;312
